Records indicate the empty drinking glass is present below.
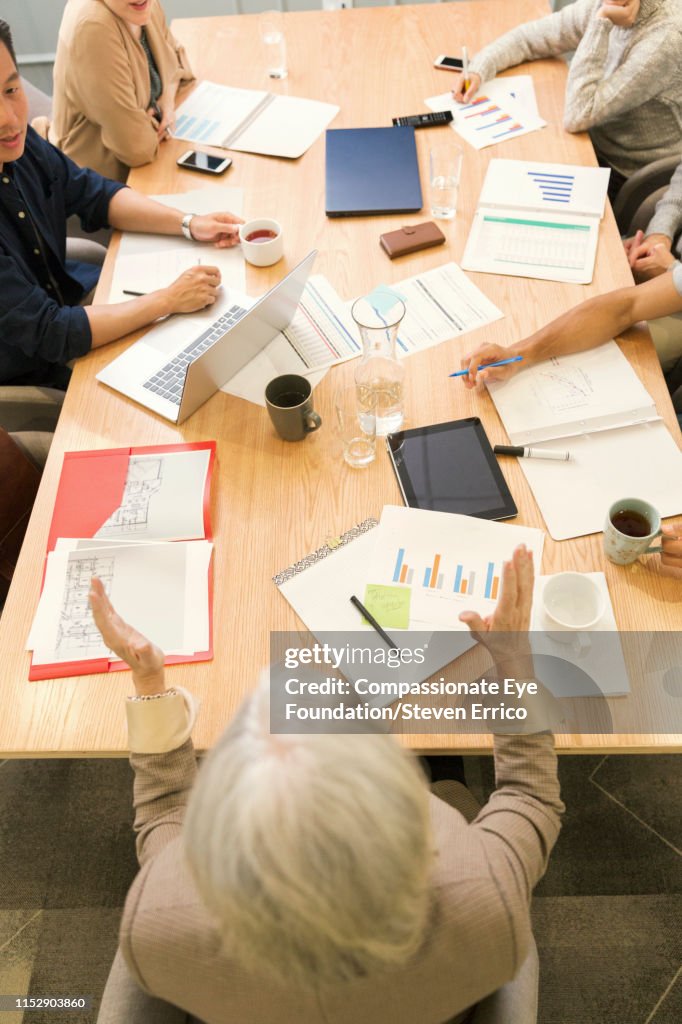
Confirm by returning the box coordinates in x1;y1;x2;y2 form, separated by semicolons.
334;386;377;467
260;11;288;79
429;142;463;220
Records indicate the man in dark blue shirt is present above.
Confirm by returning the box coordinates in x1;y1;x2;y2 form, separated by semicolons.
0;19;242;389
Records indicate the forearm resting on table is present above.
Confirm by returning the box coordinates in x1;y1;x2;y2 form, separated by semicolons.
107;187;185;235
512;274;682;367
85;290;173;348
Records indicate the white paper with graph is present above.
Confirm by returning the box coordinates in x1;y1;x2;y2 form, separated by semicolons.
462;159;610;283
221;275;359;406
487;345;682;540
487;342;658;445
365;506;545;630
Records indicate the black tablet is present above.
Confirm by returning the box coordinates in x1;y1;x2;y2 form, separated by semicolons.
386;417;517;521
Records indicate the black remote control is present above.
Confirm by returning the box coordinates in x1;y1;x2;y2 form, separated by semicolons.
392;111;454;128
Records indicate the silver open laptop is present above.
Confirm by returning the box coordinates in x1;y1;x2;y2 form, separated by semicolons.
96;250;317;423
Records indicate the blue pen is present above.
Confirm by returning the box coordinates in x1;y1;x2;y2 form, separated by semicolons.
449;355;523;378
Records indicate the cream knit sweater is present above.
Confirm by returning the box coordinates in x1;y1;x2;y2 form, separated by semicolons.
470;0;682;236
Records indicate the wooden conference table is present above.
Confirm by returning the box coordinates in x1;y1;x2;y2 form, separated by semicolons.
1;1;681;757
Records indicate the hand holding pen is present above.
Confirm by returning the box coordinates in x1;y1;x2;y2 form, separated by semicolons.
451;46;481;105
458;344;526;389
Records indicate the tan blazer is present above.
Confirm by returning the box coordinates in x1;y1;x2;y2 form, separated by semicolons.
119;733;563;1024
50;0;194;181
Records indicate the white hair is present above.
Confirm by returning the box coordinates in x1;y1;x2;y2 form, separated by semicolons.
183;675;433;987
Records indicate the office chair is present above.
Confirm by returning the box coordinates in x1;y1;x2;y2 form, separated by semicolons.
96;940;539;1024
612;155;681;239
469;939;539;1023
0;428;41;603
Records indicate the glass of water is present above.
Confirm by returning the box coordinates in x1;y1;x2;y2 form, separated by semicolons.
334;386;376;468
429;142;463;220
260;11;288;80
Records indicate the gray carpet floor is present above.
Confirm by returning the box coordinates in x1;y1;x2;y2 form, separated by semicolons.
0;753;680;1024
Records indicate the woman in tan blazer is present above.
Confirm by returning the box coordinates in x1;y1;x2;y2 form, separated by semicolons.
50;0;194;181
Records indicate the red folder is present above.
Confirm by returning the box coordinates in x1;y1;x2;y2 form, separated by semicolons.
29;441;216;681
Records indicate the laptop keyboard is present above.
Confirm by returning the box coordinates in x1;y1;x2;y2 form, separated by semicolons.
142;304;247;405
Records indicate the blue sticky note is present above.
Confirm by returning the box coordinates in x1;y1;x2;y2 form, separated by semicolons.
366;286;405;317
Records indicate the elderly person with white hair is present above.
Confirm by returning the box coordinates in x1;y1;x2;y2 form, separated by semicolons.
91;545;564;1024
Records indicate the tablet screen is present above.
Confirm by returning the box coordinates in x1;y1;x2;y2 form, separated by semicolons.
386;418;517;521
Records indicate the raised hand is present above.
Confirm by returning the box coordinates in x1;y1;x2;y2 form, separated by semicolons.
89;577;166;695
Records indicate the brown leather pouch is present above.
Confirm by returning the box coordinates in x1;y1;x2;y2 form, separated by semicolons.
379;221;446;259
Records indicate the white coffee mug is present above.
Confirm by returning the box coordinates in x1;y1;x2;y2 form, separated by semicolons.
541;572;605;630
239;218;283;267
603;497;663;566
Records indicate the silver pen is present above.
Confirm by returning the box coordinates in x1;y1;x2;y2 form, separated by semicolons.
494;445;571;462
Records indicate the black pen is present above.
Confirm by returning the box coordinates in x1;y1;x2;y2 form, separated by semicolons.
350;595;401;653
123;289;146;296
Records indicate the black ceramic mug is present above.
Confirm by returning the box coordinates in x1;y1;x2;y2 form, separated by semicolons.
265;374;322;441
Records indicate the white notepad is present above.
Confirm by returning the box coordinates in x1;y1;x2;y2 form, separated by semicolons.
487;345;682;540
462;159;610;284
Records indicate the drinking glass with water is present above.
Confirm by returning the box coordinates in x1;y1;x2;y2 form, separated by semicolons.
352;291;406;436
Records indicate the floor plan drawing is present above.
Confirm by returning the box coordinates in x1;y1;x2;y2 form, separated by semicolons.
95;457;163;537
56;555;115;658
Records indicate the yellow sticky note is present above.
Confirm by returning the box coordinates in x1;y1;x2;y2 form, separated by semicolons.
363;584;411;629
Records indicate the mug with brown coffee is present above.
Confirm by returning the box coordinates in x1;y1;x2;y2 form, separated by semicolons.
603;497;663;565
265;373;322;441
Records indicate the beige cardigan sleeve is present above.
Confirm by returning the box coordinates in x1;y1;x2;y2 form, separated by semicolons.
52;0;194;179
68;18;163;170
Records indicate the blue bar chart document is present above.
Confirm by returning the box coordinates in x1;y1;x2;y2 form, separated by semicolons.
462;159;610;283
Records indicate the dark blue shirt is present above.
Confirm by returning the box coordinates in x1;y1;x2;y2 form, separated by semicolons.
0;127;126;388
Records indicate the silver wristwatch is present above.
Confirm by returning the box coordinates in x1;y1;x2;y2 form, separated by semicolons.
181;213;196;240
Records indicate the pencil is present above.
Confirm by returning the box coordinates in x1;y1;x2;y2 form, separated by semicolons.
123;289;146;296
350;595;401;653
462;46;469;91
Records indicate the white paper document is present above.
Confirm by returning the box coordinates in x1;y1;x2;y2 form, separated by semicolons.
365;506;545;631
500;76;540;117
109;189;246;300
275;523;476;706
487;342;658;445
220;274;356;406
282;276;362;368
486;344;682;539
94;449;211;542
478;159;610;218
462;160;610;285
29;541;212;665
367;263;504;357
425;78;546;150
174;81;339;159
517;420;682;540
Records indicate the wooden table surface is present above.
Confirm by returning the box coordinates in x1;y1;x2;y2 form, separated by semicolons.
1;1;680;757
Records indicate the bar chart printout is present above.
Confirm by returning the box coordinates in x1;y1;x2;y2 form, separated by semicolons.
372;507;545;629
391;548;501;598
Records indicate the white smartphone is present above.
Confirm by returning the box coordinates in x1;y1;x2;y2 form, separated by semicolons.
433;55;464;72
176;150;233;175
